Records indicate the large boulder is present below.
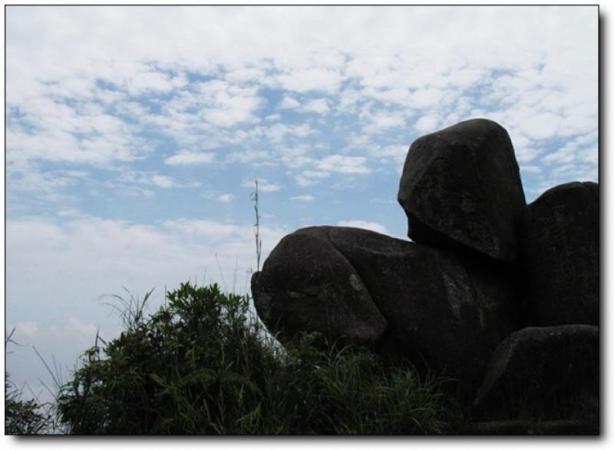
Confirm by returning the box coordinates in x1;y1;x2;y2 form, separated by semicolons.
472;324;599;430
520;182;599;326
252;226;519;394
251;227;388;346
398;118;526;262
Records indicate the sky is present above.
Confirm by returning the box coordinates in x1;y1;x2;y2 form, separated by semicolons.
4;5;598;402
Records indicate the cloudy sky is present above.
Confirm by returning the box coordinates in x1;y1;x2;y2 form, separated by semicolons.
5;5;598;400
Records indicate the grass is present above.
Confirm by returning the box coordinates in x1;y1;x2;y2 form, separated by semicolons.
52;282;461;435
5;378;54;435
5;328;58;435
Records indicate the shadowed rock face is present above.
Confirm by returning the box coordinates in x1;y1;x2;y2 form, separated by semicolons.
520;182;599;326
251;227;388;346
472;325;599;425
252;226;519;393
398;118;526;262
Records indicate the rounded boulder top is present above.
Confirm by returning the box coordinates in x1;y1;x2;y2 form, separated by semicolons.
398;118;526;262
520;181;599;326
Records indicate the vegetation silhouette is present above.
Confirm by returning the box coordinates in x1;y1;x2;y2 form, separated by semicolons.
54;282;460;434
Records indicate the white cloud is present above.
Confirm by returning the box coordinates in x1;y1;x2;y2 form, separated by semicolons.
262;122;314;143
521;165;541;174
276;68;343;93
7;215;288;303
580;146;598;166
336;220;388;235
5;6;597;190
6;215;289;361
414;114;440;133
163;219;244;240
542;146;575;165
302;98;330;115
197;80;263;128
241;178;280;192
292;153;372;187
165;151;215;166
217;193;235;203
6;160;79;203
126;70;186;95
12;321;40;338
151;174;175;188
515;144;543;163
541;132;597;167
410;88;446;109
6;97;144;166
66;317;99;338
316;155;371;174
520;111;562;141
364;111;406;133
224;66;267;84
290;194;315;202
374;144;408;165
226;149;273;165
278;95;301;109
114;169;181;191
295;170;330;187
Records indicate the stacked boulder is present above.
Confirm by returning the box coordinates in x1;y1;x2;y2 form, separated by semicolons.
520;181;599;326
398;118;526;262
251;118;599;435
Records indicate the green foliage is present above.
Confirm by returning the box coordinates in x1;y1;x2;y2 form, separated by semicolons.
5;380;52;435
57;282;459;434
5;328;55;435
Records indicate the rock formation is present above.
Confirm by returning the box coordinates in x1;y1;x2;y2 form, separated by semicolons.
253;226;518;393
471;325;599;433
251;227;388;346
397;119;526;262
250;118;599;435
520;182;599;326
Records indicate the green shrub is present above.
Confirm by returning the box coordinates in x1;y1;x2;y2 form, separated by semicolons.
57;282;459;434
5;328;56;435
5;378;52;435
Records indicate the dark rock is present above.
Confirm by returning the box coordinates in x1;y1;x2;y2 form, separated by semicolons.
398;118;526;262
252;226;519;394
520;182;599;326
251;227;388;346
472;325;599;428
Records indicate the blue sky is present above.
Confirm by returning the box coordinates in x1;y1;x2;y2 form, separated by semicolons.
4;5;598;400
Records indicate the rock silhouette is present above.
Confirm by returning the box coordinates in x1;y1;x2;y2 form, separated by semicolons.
251;227;388;345
472;325;598;429
250;118;599;435
253;226;518;393
520;181;599;326
398;119;526;262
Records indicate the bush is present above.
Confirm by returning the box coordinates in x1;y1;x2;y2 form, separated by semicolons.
57;282;460;434
5;378;52;435
5;328;56;435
